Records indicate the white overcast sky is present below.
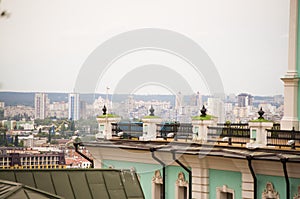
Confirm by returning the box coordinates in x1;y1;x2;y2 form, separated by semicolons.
0;0;290;96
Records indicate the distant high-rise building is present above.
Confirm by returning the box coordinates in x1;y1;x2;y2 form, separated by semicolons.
189;92;202;107
34;93;48;119
68;93;80;121
237;93;253;107
80;101;87;119
175;92;183;114
207;97;225;123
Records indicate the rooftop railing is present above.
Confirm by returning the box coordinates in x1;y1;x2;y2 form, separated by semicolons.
207;126;250;145
111;122;143;139
266;128;300;149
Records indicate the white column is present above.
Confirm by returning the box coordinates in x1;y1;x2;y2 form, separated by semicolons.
140;118;162;140
281;0;300;130
96;116;121;139
281;78;299;130
192;119;217;142
287;0;299;76
247;121;273;148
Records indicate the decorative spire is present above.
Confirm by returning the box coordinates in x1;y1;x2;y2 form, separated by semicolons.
200;105;207;117
102;105;107;115
258;107;264;119
149;105;155;116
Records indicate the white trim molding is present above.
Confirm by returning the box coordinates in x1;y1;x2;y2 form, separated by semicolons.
216;185;235;199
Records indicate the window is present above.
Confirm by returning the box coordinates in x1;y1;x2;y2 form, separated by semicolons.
220;192;233;199
216;185;235;199
251;129;257;141
175;172;188;199
193;126;199;140
99;125;104;131
152;170;163;199
143;125;148;135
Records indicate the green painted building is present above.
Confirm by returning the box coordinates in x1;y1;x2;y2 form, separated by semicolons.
84;140;300;199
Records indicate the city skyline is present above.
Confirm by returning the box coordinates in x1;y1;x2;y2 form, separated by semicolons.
0;0;289;96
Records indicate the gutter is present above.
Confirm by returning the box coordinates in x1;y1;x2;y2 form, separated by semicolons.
171;150;192;199
73;142;94;168
150;147;166;199
246;155;257;199
280;158;290;199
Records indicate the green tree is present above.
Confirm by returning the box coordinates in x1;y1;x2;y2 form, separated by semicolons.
70;120;75;131
61;122;65;132
74;137;81;143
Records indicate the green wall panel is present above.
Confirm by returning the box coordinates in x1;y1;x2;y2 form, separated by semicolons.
290;177;300;198
209;169;242;199
165;165;189;199
257;174;285;198
102;159;188;199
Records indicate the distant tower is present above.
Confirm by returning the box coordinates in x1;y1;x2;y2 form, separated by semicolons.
68;93;80;121
34;93;48;119
80;101;87;119
196;91;202;107
207;97;225;123
237;93;253;107
175;92;183;114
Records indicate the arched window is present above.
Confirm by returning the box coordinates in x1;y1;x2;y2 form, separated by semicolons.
152;170;163;199
175;172;189;199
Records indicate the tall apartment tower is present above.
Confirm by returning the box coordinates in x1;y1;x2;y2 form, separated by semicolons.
237;93;253;107
175;92;183;114
190;91;203;109
34;93;48;119
68;93;80;121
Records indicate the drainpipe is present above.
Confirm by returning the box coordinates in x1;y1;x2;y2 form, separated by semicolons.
246;155;257;199
150;147;166;199
281;158;290;199
73;142;94;168
171;150;192;199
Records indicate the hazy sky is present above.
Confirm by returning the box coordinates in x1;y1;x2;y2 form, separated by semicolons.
0;0;289;96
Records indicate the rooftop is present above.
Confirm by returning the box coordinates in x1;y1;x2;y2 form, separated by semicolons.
0;169;145;199
83;139;300;163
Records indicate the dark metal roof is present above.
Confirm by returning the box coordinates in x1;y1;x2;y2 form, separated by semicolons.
0;169;144;199
0;179;63;199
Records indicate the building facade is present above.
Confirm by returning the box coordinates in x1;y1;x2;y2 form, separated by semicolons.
34;93;48;119
0;148;65;169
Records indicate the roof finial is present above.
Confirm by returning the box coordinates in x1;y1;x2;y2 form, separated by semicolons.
149;105;155;116
102;105;107;115
258;107;264;119
200;105;207;117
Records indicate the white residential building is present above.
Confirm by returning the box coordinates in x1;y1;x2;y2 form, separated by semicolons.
34;93;48;119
